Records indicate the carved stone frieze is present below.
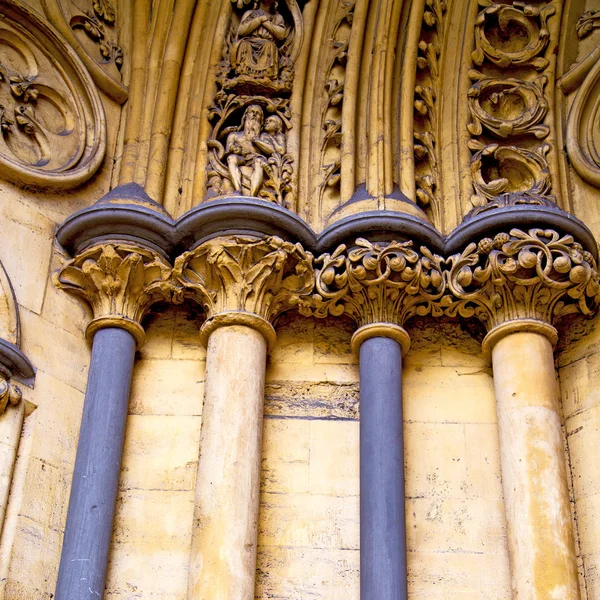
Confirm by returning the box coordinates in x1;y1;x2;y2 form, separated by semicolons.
444;228;600;336
41;0;127;103
308;238;446;330
0;0;106;189
54;243;173;346
206;0;304;205
413;0;448;225
173;236;314;343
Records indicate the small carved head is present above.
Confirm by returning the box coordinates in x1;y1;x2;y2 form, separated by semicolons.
265;114;283;134
242;104;264;136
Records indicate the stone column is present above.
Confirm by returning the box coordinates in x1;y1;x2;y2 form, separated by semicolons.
54;243;172;600
313;239;445;600
446;228;600;600
174;235;314;600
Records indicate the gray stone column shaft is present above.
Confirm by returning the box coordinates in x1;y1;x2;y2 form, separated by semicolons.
359;336;407;600
55;327;136;600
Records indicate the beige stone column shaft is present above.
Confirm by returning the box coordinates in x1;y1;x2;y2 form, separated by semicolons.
491;331;579;600
174;235;314;600
188;324;267;599
0;401;24;537
445;227;600;600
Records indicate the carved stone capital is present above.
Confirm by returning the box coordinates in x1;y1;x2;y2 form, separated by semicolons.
0;372;21;414
444;228;600;353
309;238;446;353
54;243;173;347
173;236;314;348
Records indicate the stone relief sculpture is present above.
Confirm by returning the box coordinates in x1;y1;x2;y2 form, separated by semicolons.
206;0;303;206
467;0;557;209
41;0;128;103
0;0;105;189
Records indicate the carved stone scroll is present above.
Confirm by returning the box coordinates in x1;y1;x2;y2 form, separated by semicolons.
466;0;557;210
206;0;304;206
443;228;600;335
308;238;446;329
0;0;106;189
41;0;127;103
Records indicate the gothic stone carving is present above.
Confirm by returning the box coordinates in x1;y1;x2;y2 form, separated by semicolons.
577;9;600;39
413;0;448;225
206;0;304;206
173;236;314;326
467;0;556;210
0;0;106;189
0;374;21;414
444;228;600;333
54;244;172;345
308;238;446;328
41;0;127;103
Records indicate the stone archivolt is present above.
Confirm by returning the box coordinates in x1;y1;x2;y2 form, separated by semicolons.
54;243;173;347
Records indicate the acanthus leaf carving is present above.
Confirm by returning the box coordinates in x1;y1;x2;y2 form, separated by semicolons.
54;244;173;342
173;236;315;325
443;228;600;332
576;9;600;39
307;239;446;328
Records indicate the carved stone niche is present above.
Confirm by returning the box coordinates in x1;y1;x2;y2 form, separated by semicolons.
41;0;127;104
0;0;106;190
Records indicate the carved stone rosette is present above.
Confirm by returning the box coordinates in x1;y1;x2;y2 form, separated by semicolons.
309;238;446;353
54;243;173;347
173;235;314;348
444;228;600;353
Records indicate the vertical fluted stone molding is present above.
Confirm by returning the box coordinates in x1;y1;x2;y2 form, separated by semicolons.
445;228;600;600
308;238;446;600
53;243;172;600
173;235;314;600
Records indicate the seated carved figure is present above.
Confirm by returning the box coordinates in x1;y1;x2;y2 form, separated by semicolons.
230;0;286;81
225;104;268;196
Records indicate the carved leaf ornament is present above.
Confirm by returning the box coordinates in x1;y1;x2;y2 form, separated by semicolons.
472;1;555;70
173;236;314;323
444;229;600;330
41;0;127;103
0;0;105;189
309;238;446;328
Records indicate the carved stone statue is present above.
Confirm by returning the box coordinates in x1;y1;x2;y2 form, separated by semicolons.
230;0;287;81
225;104;268;196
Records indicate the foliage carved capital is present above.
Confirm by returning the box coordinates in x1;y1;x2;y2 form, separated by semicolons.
444;229;600;349
173;236;314;347
54;243;173;346
0;373;21;414
308;239;446;350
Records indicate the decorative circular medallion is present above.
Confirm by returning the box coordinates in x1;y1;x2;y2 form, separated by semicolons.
0;0;105;190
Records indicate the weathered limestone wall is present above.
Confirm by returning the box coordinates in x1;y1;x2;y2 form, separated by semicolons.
0;87;122;597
